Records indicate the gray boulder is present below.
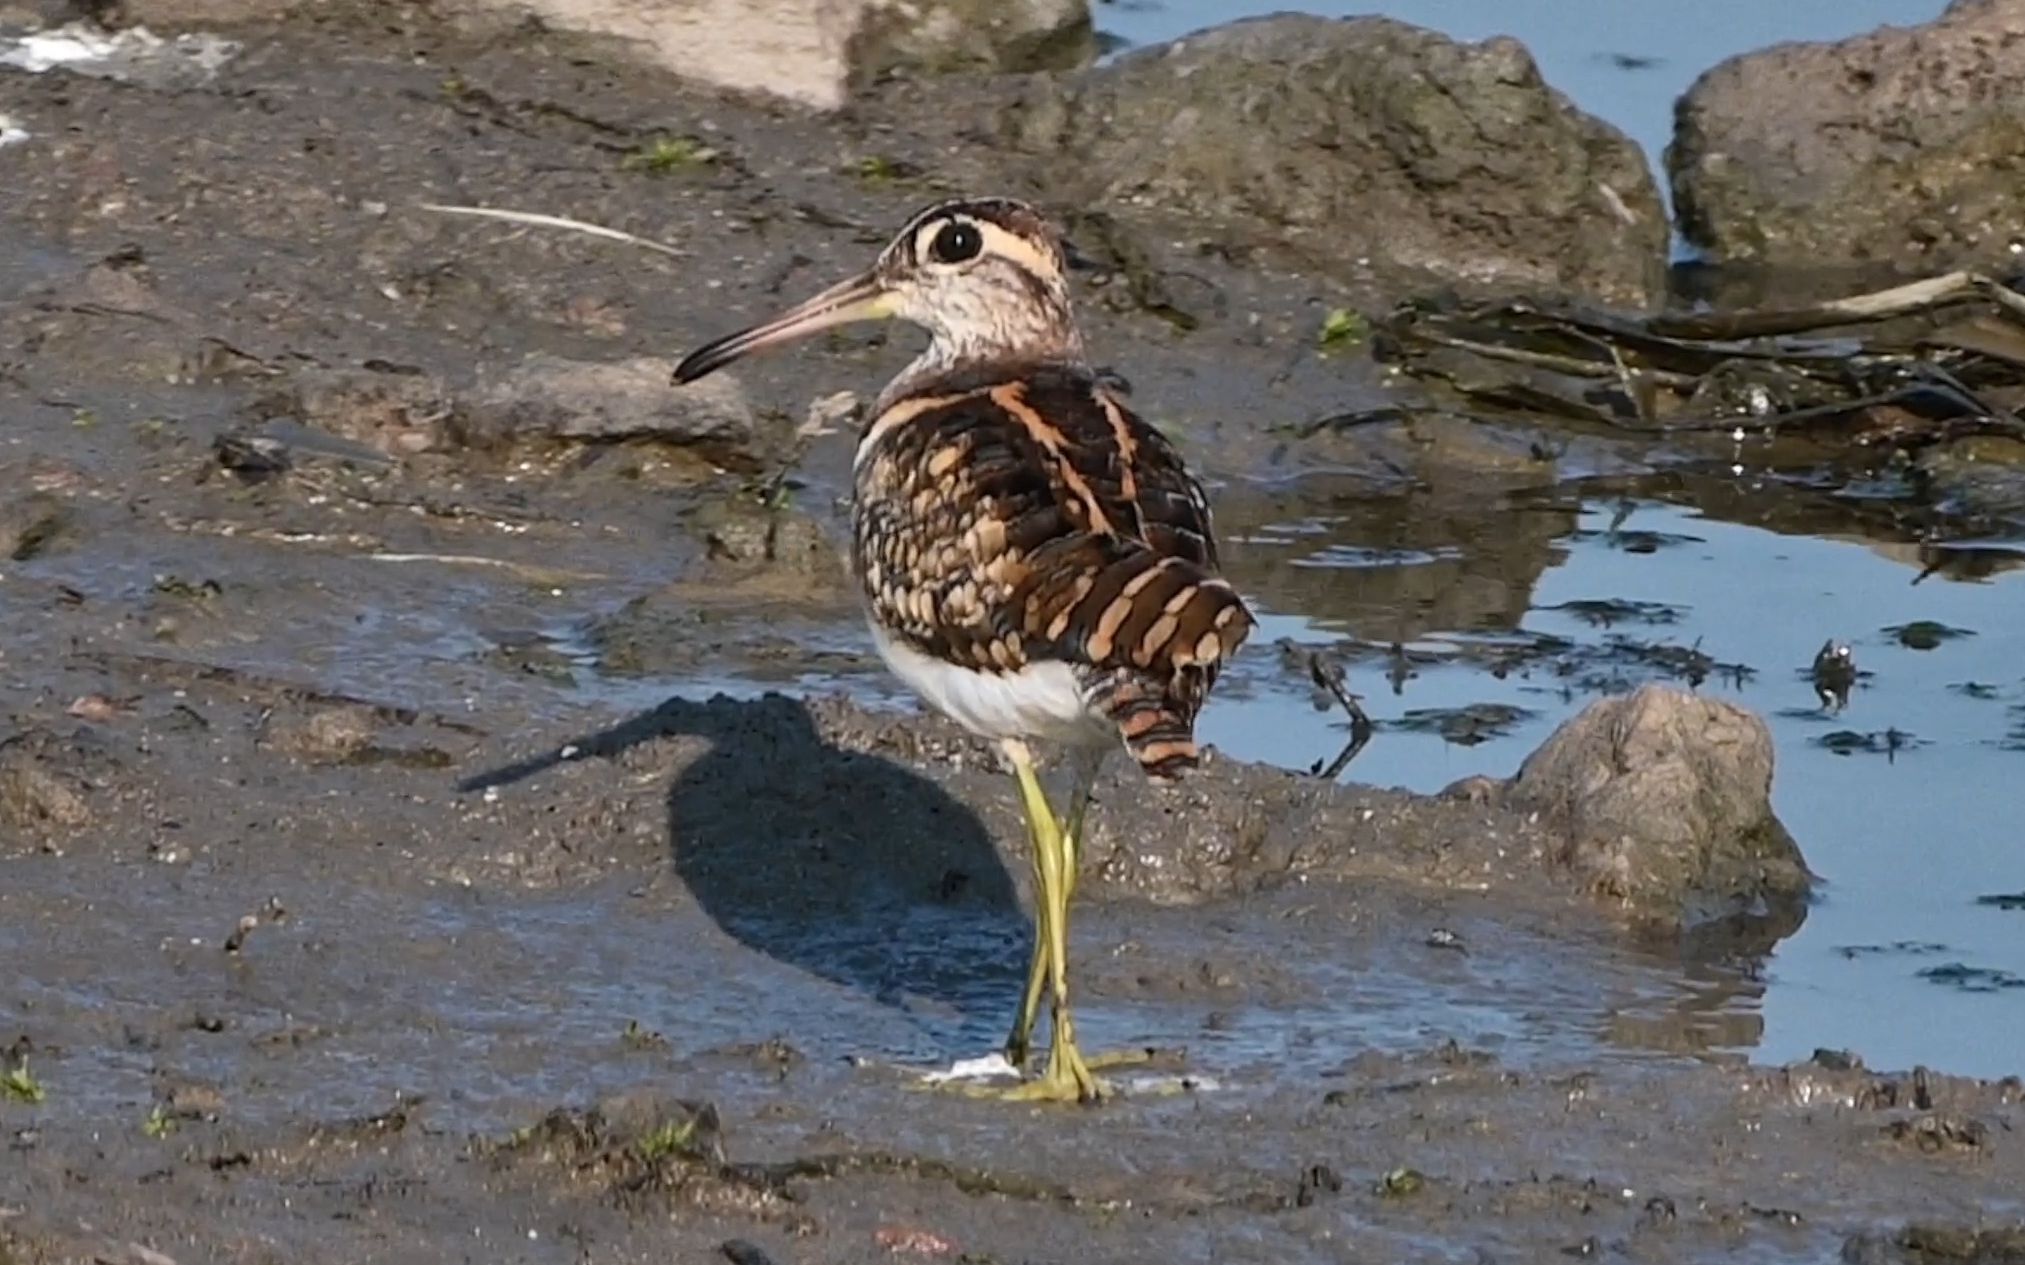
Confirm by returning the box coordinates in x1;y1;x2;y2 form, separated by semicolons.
90;0;1092;108
463;354;758;453
429;0;1092;109
1504;684;1811;932
1007;14;1669;306
1670;0;2025;269
849;0;1092;83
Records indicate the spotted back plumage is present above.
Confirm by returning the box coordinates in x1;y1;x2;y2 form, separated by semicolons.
853;360;1254;779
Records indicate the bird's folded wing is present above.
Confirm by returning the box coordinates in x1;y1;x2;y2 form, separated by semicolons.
853;364;1253;685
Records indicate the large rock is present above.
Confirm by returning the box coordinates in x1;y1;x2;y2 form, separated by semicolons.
1504;685;1811;932
477;0;1093;106
1007;15;1669;306
104;0;1093;109
1670;0;2025;269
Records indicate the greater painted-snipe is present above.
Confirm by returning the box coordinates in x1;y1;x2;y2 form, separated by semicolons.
674;196;1255;1103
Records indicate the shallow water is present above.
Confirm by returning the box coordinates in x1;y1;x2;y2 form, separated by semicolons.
1196;489;2025;1079
1097;0;1949;187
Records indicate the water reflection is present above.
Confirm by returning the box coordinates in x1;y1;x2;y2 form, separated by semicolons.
1602;971;1766;1057
1221;483;1576;641
1200;478;2025;1079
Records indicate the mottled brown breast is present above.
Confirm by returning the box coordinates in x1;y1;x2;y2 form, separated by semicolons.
851;363;1253;728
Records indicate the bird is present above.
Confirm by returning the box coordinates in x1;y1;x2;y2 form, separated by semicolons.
673;196;1255;1102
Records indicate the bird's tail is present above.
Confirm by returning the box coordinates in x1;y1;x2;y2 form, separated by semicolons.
1104;679;1204;780
1092;574;1254;781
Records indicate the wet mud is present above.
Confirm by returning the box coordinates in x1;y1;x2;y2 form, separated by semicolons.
4;8;2024;1263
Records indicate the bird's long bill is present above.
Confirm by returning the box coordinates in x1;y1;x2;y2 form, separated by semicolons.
672;270;896;383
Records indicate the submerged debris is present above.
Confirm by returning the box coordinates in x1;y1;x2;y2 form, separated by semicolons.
1836;941;1947;961
1811;640;1858;712
1391;703;1533;746
1371;270;2025;438
1884;620;1975;651
1814;728;1919;759
1306;653;1373;778
1917;963;2025;993
1277;627;1748;710
1542;598;1685;627
1349;272;2025;534
0;492;67;562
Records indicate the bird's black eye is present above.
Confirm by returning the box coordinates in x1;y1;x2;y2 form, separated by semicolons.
928;221;982;265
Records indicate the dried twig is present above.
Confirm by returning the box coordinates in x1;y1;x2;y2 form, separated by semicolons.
1308;653;1374;780
368;552;605;583
418;203;687;258
1648;270;2025;341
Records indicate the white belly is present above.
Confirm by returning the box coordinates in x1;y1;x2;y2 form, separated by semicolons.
869;621;1110;746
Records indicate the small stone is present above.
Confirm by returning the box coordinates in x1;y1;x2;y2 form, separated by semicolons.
1295;1162;1343;1207
279;368;454;456
0;491;67;561
800;390;861;438
0;760;91;830
64;694;124;723
872;1225;957;1256
1424;927;1467;953
0;727;110;840
156;1080;226;1120
262;706;378;764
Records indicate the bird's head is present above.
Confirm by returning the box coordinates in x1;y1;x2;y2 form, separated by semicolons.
674;197;1082;385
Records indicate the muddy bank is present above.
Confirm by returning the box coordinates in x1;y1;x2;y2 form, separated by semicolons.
0;640;1798;928
0;662;2011;1265
0;6;2018;1262
6;954;2023;1265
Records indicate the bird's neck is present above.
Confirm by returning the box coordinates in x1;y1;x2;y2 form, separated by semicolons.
877;320;1085;414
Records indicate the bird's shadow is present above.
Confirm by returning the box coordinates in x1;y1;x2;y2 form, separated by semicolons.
459;693;1027;1050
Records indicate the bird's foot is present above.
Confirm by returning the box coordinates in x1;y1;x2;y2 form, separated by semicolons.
960;1045;1161;1103
980;1037;1104;1103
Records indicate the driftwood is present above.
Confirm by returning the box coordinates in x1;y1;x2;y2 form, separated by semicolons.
1335;270;2025;442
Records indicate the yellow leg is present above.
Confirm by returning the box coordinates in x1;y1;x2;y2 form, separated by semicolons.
995;740;1099;1103
1005;780;1055;1070
1005;748;1103;1069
